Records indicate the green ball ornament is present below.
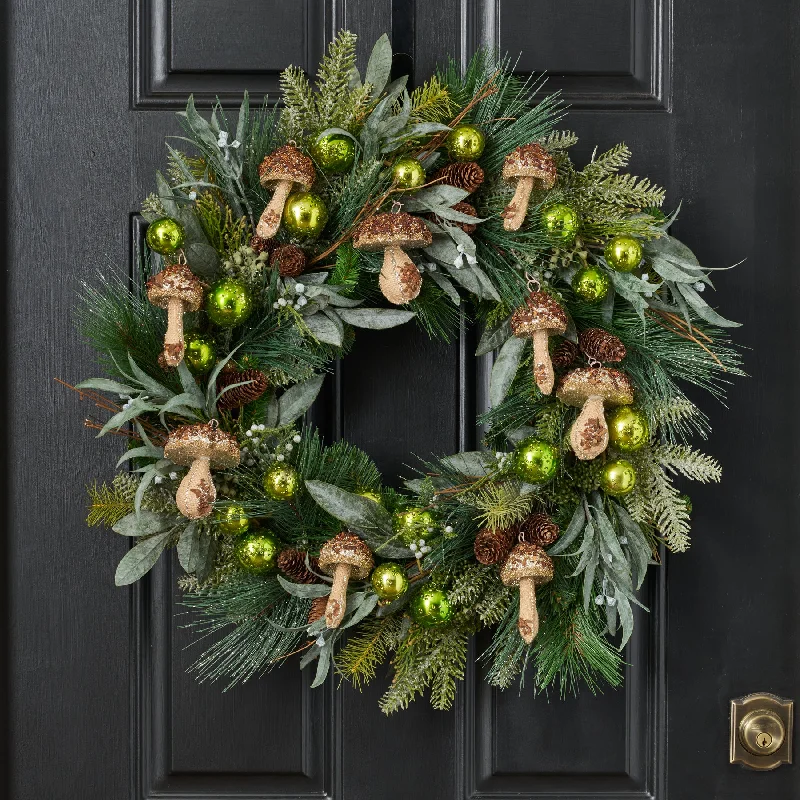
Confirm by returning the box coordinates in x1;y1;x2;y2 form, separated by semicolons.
205;278;252;328
146;217;185;255
513;437;559;483
311;133;356;173
541;203;580;245
371;563;409;601
183;333;216;375
282;191;328;239
235;531;280;573
572;265;611;304
215;504;250;536
604;235;644;273
263;463;299;501
445;124;486;161
607;406;649;452
393;508;436;544
411;588;453;627
600;459;637;496
392;157;427;191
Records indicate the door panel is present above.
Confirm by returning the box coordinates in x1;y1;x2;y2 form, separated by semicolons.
7;1;800;798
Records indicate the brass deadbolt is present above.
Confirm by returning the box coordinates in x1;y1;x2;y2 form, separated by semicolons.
730;693;793;770
739;709;784;756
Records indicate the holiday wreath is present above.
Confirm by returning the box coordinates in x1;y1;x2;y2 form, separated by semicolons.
70;32;743;712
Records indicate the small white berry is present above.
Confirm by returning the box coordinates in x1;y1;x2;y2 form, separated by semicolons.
426;526;434;533
297;296;308;307
606;596;617;607
293;434;301;443
169;472;178;480
619;536;628;545
595;594;605;606
285;443;293;451
605;553;613;563
246;430;253;437
154;476;163;484
295;283;305;293
418;539;425;547
277;454;285;462
409;542;418;551
444;526;453;534
273;302;280;309
258;424;265;431
316;635;325;647
421;546;431;554
277;297;287;307
694;281;705;292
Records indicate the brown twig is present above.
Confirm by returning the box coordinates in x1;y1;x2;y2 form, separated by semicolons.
645;310;725;370
269;640;314;664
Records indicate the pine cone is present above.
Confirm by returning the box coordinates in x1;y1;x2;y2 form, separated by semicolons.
578;328;626;363
432;161;485;194
250;234;274;255
308;596;327;625
426;201;478;233
270;244;307;277
551;339;579;370
277;548;320;584
216;366;269;410
474;527;516;565
518;513;560;547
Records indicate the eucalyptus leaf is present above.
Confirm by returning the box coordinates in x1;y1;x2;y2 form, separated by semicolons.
476;320;512;356
440;451;494;476
489;336;526;407
277;374;325;425
115;444;163;468
676;282;741;328
98;399;159;437
277;575;332;598
341;592;379;629
336;308;416;329
550;502;587;556
364;33;392;97
305;313;343;346
427;271;461;305
615;591;635;648
113;511;176;537
311;643;332;687
74;378;138;395
407;185;470;209
506;425;536;446
114;531;172;586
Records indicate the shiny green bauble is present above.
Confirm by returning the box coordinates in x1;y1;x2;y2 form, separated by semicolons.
410;588;453;627
513;437;559;483
358;490;382;505
572;265;611;304
604;235;644;273
541;203;580;245
205;278;252;327
263;463;299;501
235;531;280;573
607;406;649;452
311;133;356;173
392;157;427;191
371;562;409;601
445;124;486;161
183;333;216;374
282;191;328;239
215;504;250;536
599;459;637;496
393;508;436;544
145;217;185;255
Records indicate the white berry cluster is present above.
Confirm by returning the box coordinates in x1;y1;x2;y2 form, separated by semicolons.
494;451;512;470
242;424;302;468
273;281;308;311
408;539;431;556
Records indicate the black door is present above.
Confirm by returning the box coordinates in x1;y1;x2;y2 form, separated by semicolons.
6;1;799;797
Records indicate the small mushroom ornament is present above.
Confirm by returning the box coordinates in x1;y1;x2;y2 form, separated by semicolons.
352;212;432;304
164;422;240;519
557;367;634;460
500;542;554;643
318;532;374;628
256;145;316;239
146;264;203;367
501;143;557;231
510;292;568;395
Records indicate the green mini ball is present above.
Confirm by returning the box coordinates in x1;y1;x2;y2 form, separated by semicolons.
599;459;637;496
371;562;409;601
513;436;559;483
311;133;356;173
541;203;580;244
393;508;436;544
183;333;216;374
392;157;427;191
282;191;328;239
445;124;486;161
410;588;453;627
205;278;252;327
146;217;185;255
215;504;250;536
263;463;299;501
604;235;644;273
235;531;280;573
607;406;649;452
572;265;611;304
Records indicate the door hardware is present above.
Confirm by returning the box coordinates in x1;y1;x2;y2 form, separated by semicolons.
730;693;793;770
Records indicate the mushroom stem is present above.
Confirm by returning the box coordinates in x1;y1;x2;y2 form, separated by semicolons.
518;576;539;644
531;329;555;395
570;394;609;461
256;179;293;239
379;246;422;305
502;176;534;231
325;562;352;628
175;456;217;519
162;297;187;367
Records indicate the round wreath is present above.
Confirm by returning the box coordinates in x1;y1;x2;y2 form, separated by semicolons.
72;32;743;713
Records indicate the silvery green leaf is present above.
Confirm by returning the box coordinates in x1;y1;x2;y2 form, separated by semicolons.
184;242;219;278
443;263;483;296
317;127;360;147
341;592;379;629
305;313;343;346
307;617;328;637
605;597;618;636
609;271;649;320
296;271;328;286
423;230;459;263
440;451;493;476
114;531;172;586
550;502;588;555
180;95;220;151
115;444;163;468
322;307;345;341
591;505;627;567
235;91;249;147
176;522;199;572
615;591;635;648
404;478;426;493
407;185;469;209
154;172;180;217
126;354;173;401
336;308;416;329
489;336;526;407
428;271;461;305
476;320;512;356
419;151;441;169
364;33;392;97
404;121;451;137
205;345;241;414
264;393;279;428
134;465;160;517
676;282;741;327
113;511;176;537
348;65;362;89
443;222;476;255
311;643;332;687
572;521;597;575
315;288;363;308
583;550;598;611
647;233;700;266
98;399;159;437
506;425;536;445
178;361;206;406
277;374;325;425
278;575;332;598
424;205;488;224
75;378;137;395
649;255;705;283
299;640;322;668
159;391;205;426
471;265;501;301
362;76;407;133
599;282;616;325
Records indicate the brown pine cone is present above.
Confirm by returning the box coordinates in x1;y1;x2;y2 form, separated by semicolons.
426;201;479;233
551;339;579;370
474;527;516;565
518;513;560;547
216;366;269;410
277;548;320;584
431;161;485;194
250;234;274;255
270;244;307;277
308;596;327;625
578;328;626;363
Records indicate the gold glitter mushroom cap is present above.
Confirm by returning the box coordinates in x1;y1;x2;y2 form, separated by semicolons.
501;143;557;232
352;213;432;306
318;531;375;629
511;291;568;396
500;542;554;644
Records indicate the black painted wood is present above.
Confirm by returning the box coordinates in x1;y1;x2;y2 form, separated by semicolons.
5;1;800;798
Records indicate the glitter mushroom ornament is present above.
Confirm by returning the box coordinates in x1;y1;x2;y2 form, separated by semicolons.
500;542;554;644
510;291;568;395
164;421;240;519
352;211;432;305
501;143;557;231
318;532;374;628
557;367;634;460
146;263;203;367
256;144;316;239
